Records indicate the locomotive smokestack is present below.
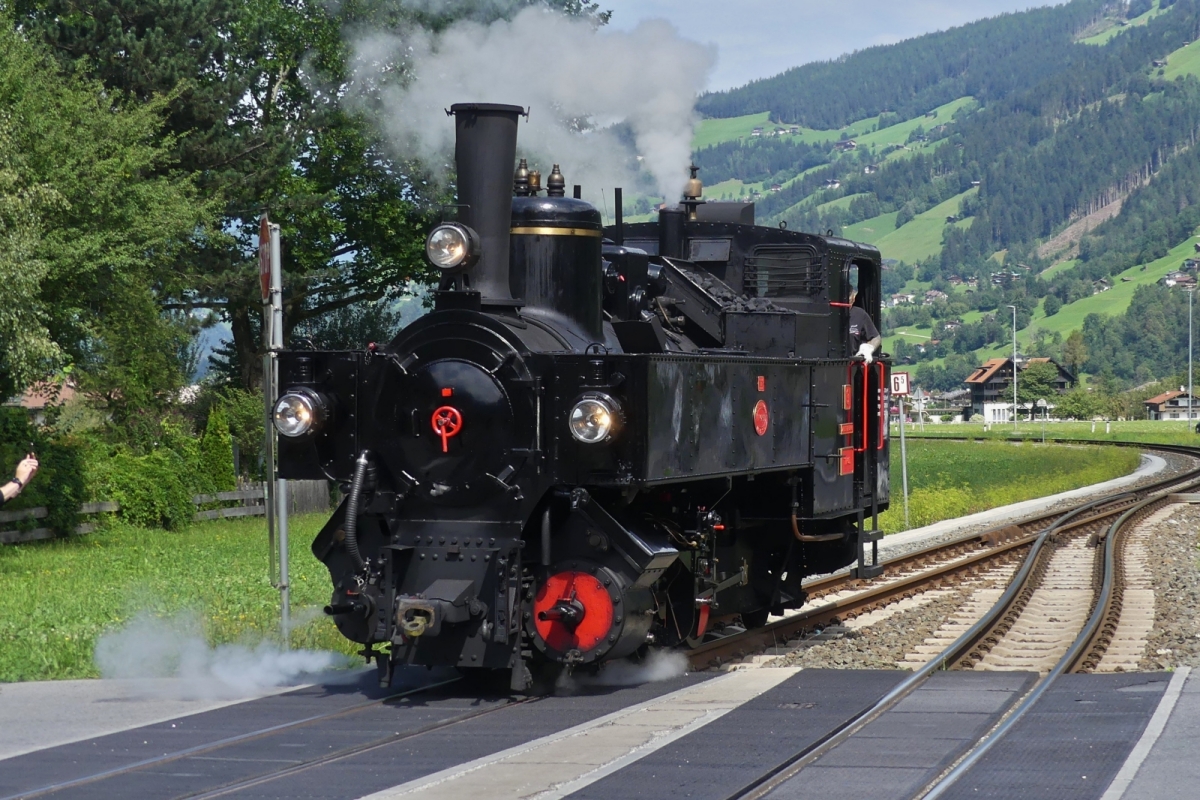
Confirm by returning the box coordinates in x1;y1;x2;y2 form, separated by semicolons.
449;103;526;305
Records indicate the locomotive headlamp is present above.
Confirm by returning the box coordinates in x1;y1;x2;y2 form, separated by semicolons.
273;389;327;437
425;223;480;271
569;393;622;444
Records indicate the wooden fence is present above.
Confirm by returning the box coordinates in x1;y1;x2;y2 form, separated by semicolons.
0;480;330;545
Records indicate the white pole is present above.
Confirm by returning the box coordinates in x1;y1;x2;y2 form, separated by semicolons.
1009;305;1018;430
899;395;909;529
269;222;290;644
261;216;277;609
1189;287;1194;426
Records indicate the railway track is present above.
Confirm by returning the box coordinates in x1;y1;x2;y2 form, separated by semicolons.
709;442;1200;800
687;441;1200;672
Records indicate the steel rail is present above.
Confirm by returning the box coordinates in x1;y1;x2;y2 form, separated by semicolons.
690;442;1200;670
722;450;1200;800
917;481;1193;800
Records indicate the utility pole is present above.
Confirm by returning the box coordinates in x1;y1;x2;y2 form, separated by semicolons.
1190;286;1194;427
1007;304;1018;429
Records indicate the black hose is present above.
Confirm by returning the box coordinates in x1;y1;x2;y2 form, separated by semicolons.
344;450;371;569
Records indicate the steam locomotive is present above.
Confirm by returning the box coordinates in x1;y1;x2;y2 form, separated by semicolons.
273;103;890;690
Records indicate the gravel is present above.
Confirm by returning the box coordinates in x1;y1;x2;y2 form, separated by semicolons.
1141;503;1200;671
766;589;974;671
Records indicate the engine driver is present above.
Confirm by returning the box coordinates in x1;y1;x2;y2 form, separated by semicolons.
847;263;881;363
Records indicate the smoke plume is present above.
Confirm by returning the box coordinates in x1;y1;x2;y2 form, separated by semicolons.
94;611;352;699
555;650;689;694
345;6;715;206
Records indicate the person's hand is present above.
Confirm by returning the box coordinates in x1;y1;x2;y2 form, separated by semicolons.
855;343;875;364
15;454;38;486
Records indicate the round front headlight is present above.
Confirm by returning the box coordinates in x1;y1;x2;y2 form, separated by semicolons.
425;223;479;271
274;391;323;437
569;394;621;443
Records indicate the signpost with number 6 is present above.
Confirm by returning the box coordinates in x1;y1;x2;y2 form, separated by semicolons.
892;371;911;529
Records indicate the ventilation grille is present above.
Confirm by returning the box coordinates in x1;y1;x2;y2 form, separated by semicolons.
743;245;823;297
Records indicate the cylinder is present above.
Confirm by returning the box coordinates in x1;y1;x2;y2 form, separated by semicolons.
449;103;524;306
510;196;604;341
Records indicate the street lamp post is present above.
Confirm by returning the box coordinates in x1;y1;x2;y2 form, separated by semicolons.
1189;286;1194;427
1007;304;1018;430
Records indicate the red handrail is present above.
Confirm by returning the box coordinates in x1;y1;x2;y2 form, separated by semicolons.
877;361;887;450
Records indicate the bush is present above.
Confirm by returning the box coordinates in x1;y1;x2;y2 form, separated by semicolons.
87;447;194;530
198;405;236;494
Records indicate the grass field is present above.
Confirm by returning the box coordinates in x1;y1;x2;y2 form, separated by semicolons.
0;514;353;682
879;437;1141;532
906;419;1196;446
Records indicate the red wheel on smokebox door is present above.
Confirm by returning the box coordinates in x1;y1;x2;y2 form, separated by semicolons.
532;571;615;655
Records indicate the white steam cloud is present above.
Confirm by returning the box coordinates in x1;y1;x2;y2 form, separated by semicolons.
94;611;352;700
346;6;715;205
556;650;688;694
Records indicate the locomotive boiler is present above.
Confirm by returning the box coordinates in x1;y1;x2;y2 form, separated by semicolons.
273;103;890;690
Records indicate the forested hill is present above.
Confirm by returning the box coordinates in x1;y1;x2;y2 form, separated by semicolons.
689;0;1200;396
697;0;1115;127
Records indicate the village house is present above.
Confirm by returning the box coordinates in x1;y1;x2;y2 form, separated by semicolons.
834;140;857;152
1092;278;1112;294
1163;271;1197;288
923;289;948;304
963;357;1075;422
1144;389;1199;420
889;293;917;306
4;381;77;427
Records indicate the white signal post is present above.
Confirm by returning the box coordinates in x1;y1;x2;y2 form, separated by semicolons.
891;371;911;529
261;214;290;644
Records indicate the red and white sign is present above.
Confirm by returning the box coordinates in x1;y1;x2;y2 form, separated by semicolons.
891;372;911;396
259;214;272;303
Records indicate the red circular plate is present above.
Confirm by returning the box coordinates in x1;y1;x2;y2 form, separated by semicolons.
753;399;769;436
533;571;614;653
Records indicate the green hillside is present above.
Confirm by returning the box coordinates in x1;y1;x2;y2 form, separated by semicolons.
871;190;976;264
1079;0;1170;45
843;211;899;243
1161;38;1200;79
689;0;1200;392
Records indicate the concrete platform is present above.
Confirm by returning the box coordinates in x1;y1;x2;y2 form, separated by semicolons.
1102;667;1200;800
0;665;709;800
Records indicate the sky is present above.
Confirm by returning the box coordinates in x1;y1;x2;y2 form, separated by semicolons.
601;0;1070;92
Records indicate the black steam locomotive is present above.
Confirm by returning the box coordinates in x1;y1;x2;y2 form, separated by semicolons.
273;103;890;690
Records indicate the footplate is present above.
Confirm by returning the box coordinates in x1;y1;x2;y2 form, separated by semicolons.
853;527;885;579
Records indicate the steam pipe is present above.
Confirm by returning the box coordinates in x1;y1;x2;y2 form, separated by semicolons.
541;507;552;567
344;450;372;569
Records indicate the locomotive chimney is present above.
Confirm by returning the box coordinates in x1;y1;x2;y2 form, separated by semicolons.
449;103;526;306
